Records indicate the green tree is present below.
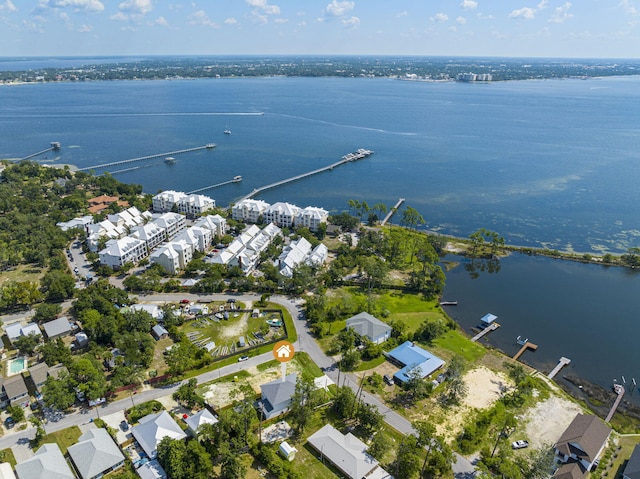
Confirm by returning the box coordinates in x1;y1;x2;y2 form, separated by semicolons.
39;338;72;366
7;405;25;423
368;432;391;460
288;376;316;434
13;333;40;355
400;206;425;231
173;378;205;409
356;403;384;435
40;269;75;302
42;373;75;410
33;303;62;323
69;358;107;401
220;452;247;479
393;435;422;479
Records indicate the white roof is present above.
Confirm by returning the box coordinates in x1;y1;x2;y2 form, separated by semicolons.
185;409;218;434
67;428;125;479
279;441;297;455
0;462;16;479
15;443;74;479
481;313;498;324
136;459;167;479
130;304;165;321
131;411;187;458
42;317;72;338
100;236;146;257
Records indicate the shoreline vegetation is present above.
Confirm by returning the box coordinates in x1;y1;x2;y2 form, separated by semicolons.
2;55;640;85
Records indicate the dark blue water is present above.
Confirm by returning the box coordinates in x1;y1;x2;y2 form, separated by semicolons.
443;254;640;397
2;76;640;253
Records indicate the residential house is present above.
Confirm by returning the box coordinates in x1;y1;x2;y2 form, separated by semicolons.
56;215;94;232
553;413;611;478
0;462;16;479
87;194;120;214
14;443;75;479
136;459;167;479
26;363;49;393
151;212;186;240
306;243;329;267
295;206;329;232
185;409;218;437
278;237;312;278
107;207;147;231
149;244;181;275
99;236;147;269
130;222;167;251
264;202;300;229
194;214;227;239
387;341;445;383
151;325;169;341
346;312;392;345
232;199;270;223
4;322;42;346
258;373;297;419
131;411;187;459
3;375;30;407
86;219;127;252
42;317;72;340
307;424;393;479
68;428;125;479
623;444;640;479
152;190;187;213
48;364;68;381
129;304;165;322
186;226;212;252
177;194;215;218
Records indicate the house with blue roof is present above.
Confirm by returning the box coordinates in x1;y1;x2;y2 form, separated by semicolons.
386;341;445;383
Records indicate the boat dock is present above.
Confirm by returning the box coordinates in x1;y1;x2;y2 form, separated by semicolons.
547;357;571;379
21;142;61;160
380;198;405;226
513;341;538;361
188;176;242;195
237;148;373;202
76;144;216;172
471;322;500;342
605;384;625;422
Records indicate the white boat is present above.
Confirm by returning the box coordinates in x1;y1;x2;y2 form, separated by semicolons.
233;175;242;182
224;126;231;135
164;157;176;164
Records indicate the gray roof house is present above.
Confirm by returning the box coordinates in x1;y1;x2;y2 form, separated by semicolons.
68;428;125;479
131;411;187;459
346;312;392;345
151;325;169;341
258;373;297;420
27;363;49;392
5;322;42;345
3;375;29;407
624;445;640;479
42;317;72;340
136;459;167;479
185;408;218;437
307;424;393;479
15;443;75;479
554;413;611;478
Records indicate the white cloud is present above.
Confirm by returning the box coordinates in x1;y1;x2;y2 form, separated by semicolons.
188;10;216;27
341;15;359;27
50;0;104;13
620;0;638;16
298;20;307;26
397;10;408;18
457;16;467;24
224;17;237;24
246;0;280;15
250;12;268;24
537;0;549;9
110;12;128;21
274;17;288;23
509;7;536;20
118;0;152;15
430;12;448;22
154;15;168;26
461;0;477;10
325;0;354;18
77;23;92;31
548;2;572;23
0;0;17;13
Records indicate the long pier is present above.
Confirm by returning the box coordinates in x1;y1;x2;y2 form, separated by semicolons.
237;148;373;202
547;357;571;379
471;322;500;342
21;142;61;160
380;198;405;226
188;177;242;195
76;144;216;172
605;384;625;422
513;341;538;361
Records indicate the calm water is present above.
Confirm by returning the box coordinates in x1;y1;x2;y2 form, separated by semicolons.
3;76;640;396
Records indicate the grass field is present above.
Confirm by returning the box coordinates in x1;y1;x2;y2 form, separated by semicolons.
0;264;44;287
40;426;82;454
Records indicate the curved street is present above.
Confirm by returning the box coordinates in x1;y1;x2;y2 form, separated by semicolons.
0;292;475;477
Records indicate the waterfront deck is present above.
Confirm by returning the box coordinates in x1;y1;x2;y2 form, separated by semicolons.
380;198;405;226
605;384;625;422
547;357;571;379
513;341;538;361
471;322;500;342
188;176;242;195
76;144;215;172
20;142;61;161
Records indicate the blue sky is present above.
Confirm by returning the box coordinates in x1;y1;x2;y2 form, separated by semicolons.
1;0;638;58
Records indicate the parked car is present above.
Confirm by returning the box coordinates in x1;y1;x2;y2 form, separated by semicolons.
120;420;129;431
238;356;249;362
180;299;190;304
383;374;395;386
511;440;529;449
4;417;15;429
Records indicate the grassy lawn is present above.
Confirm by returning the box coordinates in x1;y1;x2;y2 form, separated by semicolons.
429;329;487;363
355;356;386;371
0;264;44;287
591;435;640;479
0;448;16;467
41;426;82;454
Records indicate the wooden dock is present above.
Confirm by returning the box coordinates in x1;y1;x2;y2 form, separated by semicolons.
21;142;61;161
547;357;571;379
605;384;625;422
513;341;538;361
188;177;242;194
471;322;500;342
380;198;405;226
76;144;215;172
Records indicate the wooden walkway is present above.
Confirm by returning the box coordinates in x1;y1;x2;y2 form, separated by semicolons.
471;323;500;342
547;357;571;379
21;142;61;161
380;198;405;226
513;341;538;361
605;384;625;422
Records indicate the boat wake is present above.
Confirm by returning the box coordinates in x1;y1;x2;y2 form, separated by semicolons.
272;113;418;136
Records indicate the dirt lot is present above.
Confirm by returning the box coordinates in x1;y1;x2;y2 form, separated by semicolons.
524;393;583;450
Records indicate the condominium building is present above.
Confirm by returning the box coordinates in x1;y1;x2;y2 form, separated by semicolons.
150;212;186;240
295;206;329;232
177;194;216;218
194;214;228;239
231;199;270;223
99;237;148;269
131;222;167;251
264;202;300;228
152;190;187;213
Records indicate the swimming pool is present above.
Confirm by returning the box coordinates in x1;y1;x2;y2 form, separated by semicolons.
7;357;27;375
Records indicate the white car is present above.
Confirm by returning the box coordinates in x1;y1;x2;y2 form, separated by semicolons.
511;440;529;449
238;356;249;362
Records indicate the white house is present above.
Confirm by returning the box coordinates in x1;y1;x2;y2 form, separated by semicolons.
149;245;181;275
150;212;186;240
152;190;187;213
307;243;329;266
131;411;187;459
67;428;125;479
56;215;94;232
346;312;392;345
107;206;148;230
264;202;300;228
177;194;215;218
194;214;228;238
99;237;148;269
184;409;218;437
86;219;127;252
15;443;75;479
187;226;213;252
278;237;312;278
129;304;165;321
232;199;270;223
258;373;297;419
295;206;329;232
131;222;167;251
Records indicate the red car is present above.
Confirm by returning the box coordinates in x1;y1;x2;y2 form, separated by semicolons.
180;299;190;304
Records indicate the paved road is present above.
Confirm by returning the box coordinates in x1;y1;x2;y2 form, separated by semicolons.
0;292;476;476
